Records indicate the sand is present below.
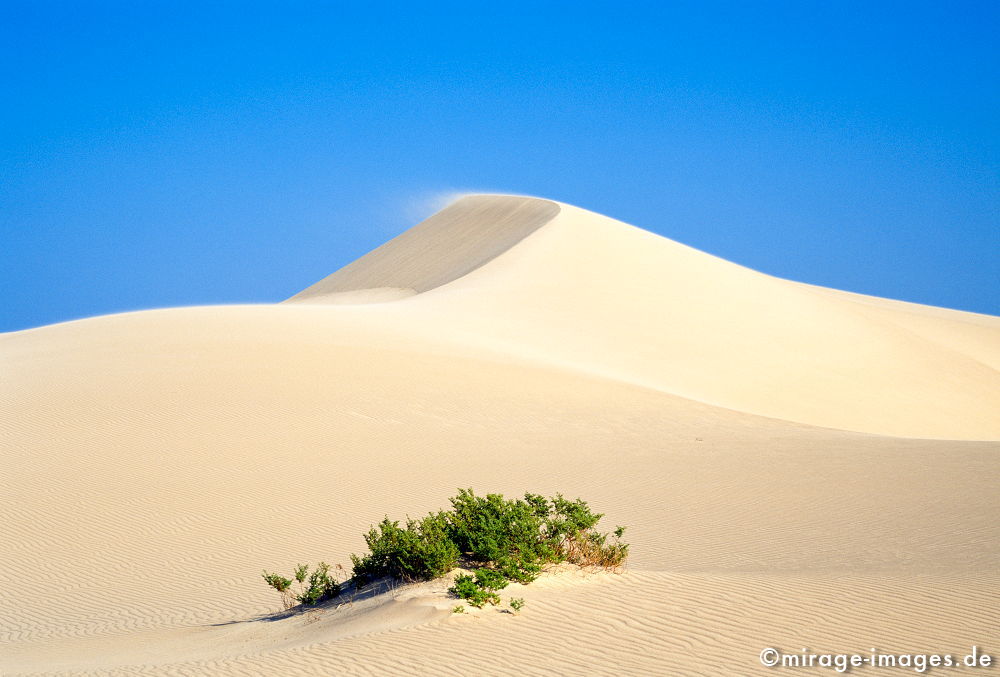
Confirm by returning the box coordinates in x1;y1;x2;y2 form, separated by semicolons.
2;195;997;675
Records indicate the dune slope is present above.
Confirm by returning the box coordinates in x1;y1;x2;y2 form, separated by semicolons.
287;195;560;302
285;194;1000;440
1;195;998;675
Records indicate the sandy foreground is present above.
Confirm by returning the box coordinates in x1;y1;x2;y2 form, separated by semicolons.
2;195;998;675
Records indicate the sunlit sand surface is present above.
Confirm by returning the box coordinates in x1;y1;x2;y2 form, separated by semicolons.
3;196;997;675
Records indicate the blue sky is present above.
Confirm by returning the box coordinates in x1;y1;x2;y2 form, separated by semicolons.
2;1;997;332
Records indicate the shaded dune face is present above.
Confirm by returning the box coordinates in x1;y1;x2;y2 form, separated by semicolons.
286;195;560;302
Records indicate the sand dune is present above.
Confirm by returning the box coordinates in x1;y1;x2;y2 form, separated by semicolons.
1;195;998;675
288;195;999;440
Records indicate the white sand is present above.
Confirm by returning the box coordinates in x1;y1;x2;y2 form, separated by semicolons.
2;195;997;675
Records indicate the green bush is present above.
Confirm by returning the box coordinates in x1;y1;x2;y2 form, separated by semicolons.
449;490;546;563
442;489;628;582
446;490;557;582
473;567;509;591
350;511;460;584
265;489;628;613
448;573;501;608
262;562;340;609
351;489;629;593
262;570;295;609
509;597;525;614
446;566;511;608
298;562;340;606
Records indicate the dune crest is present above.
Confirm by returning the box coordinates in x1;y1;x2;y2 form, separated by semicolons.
286;194;1000;440
286;195;560;302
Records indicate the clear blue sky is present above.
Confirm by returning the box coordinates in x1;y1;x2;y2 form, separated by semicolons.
2;1;998;332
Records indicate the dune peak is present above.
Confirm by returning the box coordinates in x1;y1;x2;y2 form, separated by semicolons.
287;194;560;303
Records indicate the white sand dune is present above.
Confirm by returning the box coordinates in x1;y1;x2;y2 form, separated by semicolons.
288;195;1000;440
1;195;998;675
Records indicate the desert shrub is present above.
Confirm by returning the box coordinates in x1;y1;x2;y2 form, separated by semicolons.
447;490;555;570
350;511;460;584
262;571;295;609
297;562;340;606
444;489;627;581
263;571;293;593
564;526;629;569
447;567;509;607
262;562;341;609
448;573;501;608
509;597;525;614
350;489;628;591
473;567;509;591
495;553;543;584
